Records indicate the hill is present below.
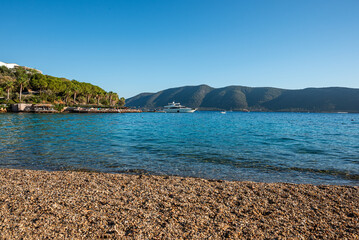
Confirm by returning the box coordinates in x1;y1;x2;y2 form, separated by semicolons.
0;63;125;107
126;85;359;112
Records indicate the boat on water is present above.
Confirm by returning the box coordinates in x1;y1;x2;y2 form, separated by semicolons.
163;102;196;113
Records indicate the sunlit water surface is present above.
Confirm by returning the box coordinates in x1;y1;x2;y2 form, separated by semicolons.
1;112;358;185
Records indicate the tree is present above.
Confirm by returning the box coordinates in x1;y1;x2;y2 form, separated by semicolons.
95;91;105;105
0;85;4;98
111;93;119;106
0;66;12;76
0;66;124;106
47;76;66;94
63;88;72;104
82;84;92;104
30;73;48;93
100;97;109;106
71;82;80;103
108;91;113;106
118;97;126;107
62;81;74;104
2;76;15;100
15;67;30;102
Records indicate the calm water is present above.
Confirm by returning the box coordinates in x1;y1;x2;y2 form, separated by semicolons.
0;112;358;185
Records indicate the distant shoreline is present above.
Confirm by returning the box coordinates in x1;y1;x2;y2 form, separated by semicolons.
0;103;142;113
126;85;359;113
0;168;358;239
1;109;359;114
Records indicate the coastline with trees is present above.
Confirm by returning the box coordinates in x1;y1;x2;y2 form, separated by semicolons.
0;65;129;113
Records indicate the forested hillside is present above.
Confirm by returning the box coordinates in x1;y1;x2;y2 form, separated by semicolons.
126;85;359;112
0;66;125;107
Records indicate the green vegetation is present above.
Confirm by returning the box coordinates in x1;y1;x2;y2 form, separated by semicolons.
0;66;125;107
126;85;359;113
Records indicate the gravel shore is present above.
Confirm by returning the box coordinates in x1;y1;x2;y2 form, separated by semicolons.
0;168;358;239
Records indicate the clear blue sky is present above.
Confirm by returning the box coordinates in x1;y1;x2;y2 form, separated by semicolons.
1;0;358;98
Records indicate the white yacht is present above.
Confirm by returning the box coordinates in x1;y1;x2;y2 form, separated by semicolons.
163;102;197;113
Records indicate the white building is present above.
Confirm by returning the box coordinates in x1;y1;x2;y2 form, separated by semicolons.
0;61;19;69
0;61;42;74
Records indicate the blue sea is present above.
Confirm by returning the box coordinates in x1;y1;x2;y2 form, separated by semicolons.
0;112;358;185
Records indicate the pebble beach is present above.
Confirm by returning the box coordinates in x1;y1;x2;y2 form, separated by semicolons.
0;168;358;239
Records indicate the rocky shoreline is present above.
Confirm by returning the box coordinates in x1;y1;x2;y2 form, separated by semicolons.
0;168;358;239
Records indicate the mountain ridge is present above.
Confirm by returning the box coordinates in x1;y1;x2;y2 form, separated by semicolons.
126;85;359;112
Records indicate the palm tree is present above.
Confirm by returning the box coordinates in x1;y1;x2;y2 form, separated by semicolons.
63;81;74;105
83;86;92;104
111;93;119;107
15;68;30;102
96;91;104;105
17;78;29;102
64;88;72;104
119;97;126;107
108;91;113;106
72;84;80;103
3;76;15;100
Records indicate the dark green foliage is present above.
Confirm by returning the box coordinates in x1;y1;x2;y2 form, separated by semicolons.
0;66;13;76
30;73;48;92
27;95;42;103
263;87;359;112
100;98;110;106
54;104;65;112
118;97;126;107
200;86;248;110
0;99;14;105
127;85;213;109
126;85;359;112
0;66;124;106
